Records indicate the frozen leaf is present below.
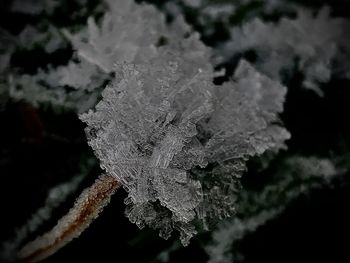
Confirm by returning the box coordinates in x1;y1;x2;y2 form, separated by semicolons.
8;0;207;113
8;71;101;113
219;7;350;93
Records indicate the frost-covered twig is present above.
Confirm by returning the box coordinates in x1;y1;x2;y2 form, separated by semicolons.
18;174;120;263
0;158;96;261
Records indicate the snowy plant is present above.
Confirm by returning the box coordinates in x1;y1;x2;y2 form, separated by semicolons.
219;7;350;95
166;0;297;44
5;0;213;113
2;1;349;263
80;49;289;245
0;158;97;261
6;4;289;259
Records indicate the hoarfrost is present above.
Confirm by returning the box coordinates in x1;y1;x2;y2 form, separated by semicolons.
219;7;350;95
81;52;289;244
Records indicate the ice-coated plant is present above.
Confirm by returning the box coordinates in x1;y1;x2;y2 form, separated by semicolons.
80;52;289;245
5;1;349;263
218;7;350;95
0;0;291;262
6;0;198;113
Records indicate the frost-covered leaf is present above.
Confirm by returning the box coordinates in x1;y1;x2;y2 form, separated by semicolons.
10;0;60;15
205;156;338;263
8;0;209;112
8;70;101;113
219;7;350;94
16;24;67;54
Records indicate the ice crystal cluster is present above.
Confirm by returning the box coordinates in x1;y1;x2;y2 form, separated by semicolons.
80;39;289;243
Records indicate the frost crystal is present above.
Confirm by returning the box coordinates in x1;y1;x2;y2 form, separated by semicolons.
81;48;289;244
80;49;214;244
64;0;200;86
64;0;166;73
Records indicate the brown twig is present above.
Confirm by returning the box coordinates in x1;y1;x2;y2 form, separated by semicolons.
18;174;121;263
